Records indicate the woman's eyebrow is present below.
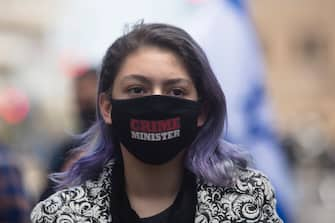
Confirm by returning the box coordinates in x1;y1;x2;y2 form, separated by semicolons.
121;74;151;85
163;78;192;86
121;75;192;86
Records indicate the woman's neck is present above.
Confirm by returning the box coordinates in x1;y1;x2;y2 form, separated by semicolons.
120;146;185;218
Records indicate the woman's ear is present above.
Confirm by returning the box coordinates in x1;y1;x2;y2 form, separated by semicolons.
99;93;112;124
197;102;208;127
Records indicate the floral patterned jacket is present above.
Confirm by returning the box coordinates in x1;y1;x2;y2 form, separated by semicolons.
31;161;283;222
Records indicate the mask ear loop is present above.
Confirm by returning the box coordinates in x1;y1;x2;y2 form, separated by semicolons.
106;88;113;101
106;113;123;165
197;97;209;130
103;88;123;163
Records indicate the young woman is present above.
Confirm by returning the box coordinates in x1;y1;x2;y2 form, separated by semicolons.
31;23;282;223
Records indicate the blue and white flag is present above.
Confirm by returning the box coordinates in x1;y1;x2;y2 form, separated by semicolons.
187;0;296;222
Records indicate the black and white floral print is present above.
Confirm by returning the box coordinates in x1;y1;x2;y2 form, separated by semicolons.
195;168;281;223
31;163;114;223
31;162;282;223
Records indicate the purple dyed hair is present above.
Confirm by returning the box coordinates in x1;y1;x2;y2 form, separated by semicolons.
53;23;249;188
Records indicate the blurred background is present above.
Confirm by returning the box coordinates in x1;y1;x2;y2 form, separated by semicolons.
0;0;334;222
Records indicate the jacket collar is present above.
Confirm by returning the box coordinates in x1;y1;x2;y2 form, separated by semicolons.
108;161;197;223
72;160;279;223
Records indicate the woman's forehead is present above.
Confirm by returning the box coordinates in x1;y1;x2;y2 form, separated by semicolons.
115;46;192;83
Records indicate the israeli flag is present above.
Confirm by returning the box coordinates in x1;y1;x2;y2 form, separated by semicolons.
187;0;296;222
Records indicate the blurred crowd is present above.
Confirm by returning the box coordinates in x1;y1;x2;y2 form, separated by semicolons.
0;66;98;222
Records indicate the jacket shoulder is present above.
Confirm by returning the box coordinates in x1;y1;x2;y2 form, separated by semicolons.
31;161;114;223
31;180;111;222
196;168;283;223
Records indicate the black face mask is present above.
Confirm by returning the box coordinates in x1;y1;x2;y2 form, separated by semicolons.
110;95;201;165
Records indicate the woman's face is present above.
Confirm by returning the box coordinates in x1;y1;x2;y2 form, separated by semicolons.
100;46;205;125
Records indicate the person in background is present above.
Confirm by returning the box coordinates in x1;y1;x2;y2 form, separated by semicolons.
0;142;30;223
39;67;98;201
74;67;99;131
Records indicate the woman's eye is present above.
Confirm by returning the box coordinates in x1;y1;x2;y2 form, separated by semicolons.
169;88;185;97
128;86;145;95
